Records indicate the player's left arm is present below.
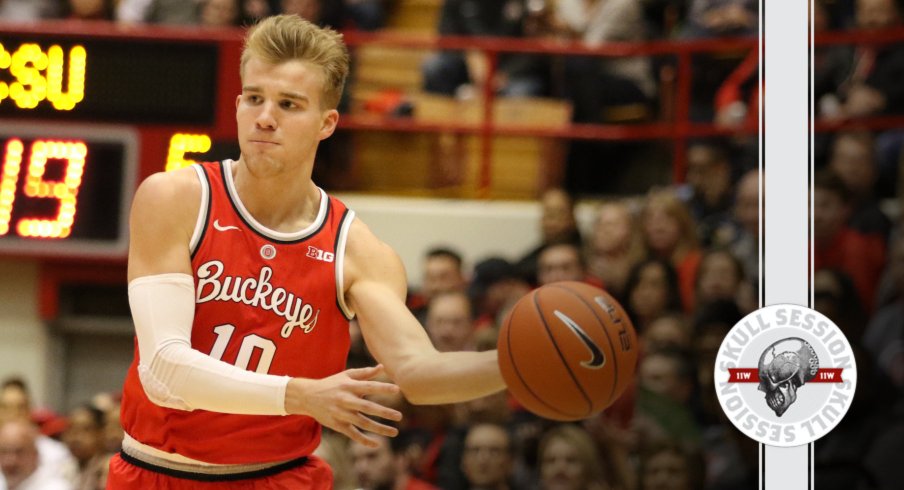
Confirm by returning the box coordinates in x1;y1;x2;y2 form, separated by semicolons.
344;219;506;405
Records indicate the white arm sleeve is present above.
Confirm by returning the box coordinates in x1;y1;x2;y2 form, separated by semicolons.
129;273;290;415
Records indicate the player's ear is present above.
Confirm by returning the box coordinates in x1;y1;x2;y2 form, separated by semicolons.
319;109;339;140
235;95;242;110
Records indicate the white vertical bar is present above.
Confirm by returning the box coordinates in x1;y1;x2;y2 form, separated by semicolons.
762;0;811;487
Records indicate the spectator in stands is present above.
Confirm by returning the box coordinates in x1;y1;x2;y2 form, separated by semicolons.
586;200;645;301
862;233;904;391
638;348;696;407
469;257;531;331
680;141;735;246
351;434;439;490
198;0;243;27
425;291;476;353
460;423;515;490
551;0;656;123
814;170;886;311
818;0;904;119
683;0;757;38
638;439;706;490
60;0;116;20
61;404;111;490
641;190;702;312
343;0;386;31
537;424;612;490
827;131;892;239
421;0;549;97
712;168;759;285
516;188;583;286
242;0;278;22
623;258;683;332
116;0;198;24
536;243;590;286
409;247;467;322
641;313;692;355
315;431;356;490
814;268;869;341
0;0;57;21
694;248;745;308
0;419;72;490
0;379;78;488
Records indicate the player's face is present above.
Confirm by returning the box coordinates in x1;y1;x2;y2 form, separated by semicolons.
236;57;338;177
540;438;588;490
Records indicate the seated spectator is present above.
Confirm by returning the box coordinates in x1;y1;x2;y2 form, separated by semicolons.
241;0;279;23
623;258;683;331
60;0;116;21
351;434;439;490
679;141;735;246
638;348;696;407
640;190;702;312
198;0;242;27
638;439;706;490
537;424;612;490
552;0;656;123
694;248;745;308
343;0;386;31
712;168;759;285
0;419;72;490
0;0;57;21
814;170;886;310
0;378;78;487
641;313;692;355
827;131;891;239
426;291;476;353
814;268;869;341
61;405;111;490
469;257;532;331
818;0;904;119
460;423;515;490
116;0;198;24
536;243;598;287
408;247;467;323
683;0;757;38
862;233;904;391
516;188;583;286
586;200;645;301
421;0;549;97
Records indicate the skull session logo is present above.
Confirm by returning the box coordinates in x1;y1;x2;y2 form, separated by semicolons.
715;304;857;447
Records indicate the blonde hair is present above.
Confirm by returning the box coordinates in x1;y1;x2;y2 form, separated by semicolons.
642;189;699;261
240;14;350;109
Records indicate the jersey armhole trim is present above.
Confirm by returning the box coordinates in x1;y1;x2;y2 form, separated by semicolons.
335;209;356;320
188;164;211;258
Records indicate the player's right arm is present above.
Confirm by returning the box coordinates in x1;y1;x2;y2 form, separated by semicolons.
127;170;400;445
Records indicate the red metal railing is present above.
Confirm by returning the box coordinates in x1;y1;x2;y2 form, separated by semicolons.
341;28;904;195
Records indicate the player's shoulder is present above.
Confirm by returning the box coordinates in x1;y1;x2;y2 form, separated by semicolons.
133;166;202;206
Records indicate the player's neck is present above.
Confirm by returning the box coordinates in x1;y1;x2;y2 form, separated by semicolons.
231;158;321;232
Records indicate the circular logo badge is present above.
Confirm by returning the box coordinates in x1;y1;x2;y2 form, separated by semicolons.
260;244;277;260
714;304;857;447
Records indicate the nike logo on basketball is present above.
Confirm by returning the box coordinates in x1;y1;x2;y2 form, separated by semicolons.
213;220;240;232
554;310;605;369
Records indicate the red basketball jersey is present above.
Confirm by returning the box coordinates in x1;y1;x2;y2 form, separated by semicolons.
120;160;355;464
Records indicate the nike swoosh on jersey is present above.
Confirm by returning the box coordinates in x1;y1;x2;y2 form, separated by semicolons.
213;220;240;232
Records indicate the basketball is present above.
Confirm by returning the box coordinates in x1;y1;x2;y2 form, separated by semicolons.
497;281;638;421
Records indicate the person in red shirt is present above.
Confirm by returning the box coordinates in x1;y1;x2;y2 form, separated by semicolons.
814;170;886;311
107;15;506;489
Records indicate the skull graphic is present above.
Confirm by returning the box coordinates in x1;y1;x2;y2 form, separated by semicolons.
757;338;819;417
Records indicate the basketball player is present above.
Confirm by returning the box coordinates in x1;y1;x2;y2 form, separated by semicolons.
106;15;505;489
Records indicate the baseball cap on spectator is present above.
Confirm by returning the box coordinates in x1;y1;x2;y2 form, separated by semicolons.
469;257;519;301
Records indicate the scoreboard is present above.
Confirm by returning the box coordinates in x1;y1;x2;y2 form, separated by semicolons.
0;21;244;259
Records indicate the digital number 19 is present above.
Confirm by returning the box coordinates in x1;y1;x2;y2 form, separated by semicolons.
0;138;86;239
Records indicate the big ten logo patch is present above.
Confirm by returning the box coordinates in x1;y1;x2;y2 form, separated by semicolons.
714;304;857;447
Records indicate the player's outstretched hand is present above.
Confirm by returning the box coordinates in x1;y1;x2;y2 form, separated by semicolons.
285;364;403;448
